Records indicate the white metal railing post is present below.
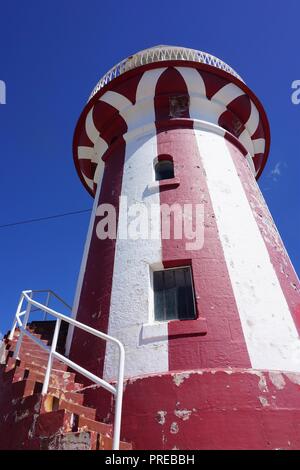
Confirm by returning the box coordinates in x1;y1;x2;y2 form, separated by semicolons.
112;343;125;450
42;318;61;395
13;291;32;359
43;291;51;321
9;289;125;449
9;293;24;341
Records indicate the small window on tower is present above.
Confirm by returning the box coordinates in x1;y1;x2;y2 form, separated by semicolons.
155;160;174;181
153;267;196;321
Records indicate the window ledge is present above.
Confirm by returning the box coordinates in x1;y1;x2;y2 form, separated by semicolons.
168;317;207;337
142;322;168;342
146;177;180;193
159;177;180;189
141;317;207;342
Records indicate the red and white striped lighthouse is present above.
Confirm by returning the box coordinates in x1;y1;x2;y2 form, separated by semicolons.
68;45;300;450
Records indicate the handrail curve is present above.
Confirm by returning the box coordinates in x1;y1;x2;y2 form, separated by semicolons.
9;290;124;450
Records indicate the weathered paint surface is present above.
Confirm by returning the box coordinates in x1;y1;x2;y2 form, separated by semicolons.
118;369;300;450
103;70;169;380
70;64;269;378
70;62;299;377
195;130;300;371
226;138;300;333
68;50;300;450
0;328;132;450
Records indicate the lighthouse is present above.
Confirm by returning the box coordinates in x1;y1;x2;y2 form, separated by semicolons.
67;45;300;450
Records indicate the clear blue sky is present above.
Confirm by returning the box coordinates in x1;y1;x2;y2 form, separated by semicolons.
0;0;299;336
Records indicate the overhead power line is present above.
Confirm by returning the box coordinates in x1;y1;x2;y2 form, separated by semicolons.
0;209;92;229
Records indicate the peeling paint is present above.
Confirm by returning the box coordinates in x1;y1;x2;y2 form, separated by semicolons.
34;398;42;413
173;372;190;387
174;409;192;421
269;372;286;390
170;422;179;434
43;395;53;413
258;396;269;407
258;374;268;393
14;409;30;422
156;410;167;425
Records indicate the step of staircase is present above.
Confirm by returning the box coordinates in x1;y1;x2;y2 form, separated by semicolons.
5;358;69;377
10;334;46;343
6;350;68;370
58;399;96;420
0;325;132;450
78;415;112;436
99;434;133;450
34;409;74;437
36;384;84;406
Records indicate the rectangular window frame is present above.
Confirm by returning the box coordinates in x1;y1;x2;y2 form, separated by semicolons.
152;265;197;323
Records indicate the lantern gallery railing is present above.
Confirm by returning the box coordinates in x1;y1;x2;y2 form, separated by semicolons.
89;45;243;99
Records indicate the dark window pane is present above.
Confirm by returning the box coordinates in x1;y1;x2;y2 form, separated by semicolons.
153;267;196;321
154;271;165;320
174;268;187;317
164;269;176;320
155;161;174;181
184;268;195;317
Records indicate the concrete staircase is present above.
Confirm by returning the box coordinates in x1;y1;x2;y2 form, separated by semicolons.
0;325;132;450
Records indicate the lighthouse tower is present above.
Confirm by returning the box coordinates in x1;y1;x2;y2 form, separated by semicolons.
68;46;300;450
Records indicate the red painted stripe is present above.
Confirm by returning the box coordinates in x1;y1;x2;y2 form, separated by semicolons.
218;108;245;138
78;159;97;180
200;70;228;99
218;95;252;139
251;119;265;140
92;100;127;146
154;68;250;371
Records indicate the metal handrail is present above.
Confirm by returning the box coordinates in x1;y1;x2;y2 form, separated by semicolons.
8;290;125;450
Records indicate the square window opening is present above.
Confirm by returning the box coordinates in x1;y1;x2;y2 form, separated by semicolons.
153;266;196;322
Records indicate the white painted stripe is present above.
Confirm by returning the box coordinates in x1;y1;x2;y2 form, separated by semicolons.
211;82;244;107
85;107;99;144
238;128;255;157
100;69;166;132
135;68;166;103
82;174;94;190
93;136;108;186
104;69;168;380
176;67;224;124
195;130;300;372
100;90;132;114
123;68;166;130
252;138;265;154
245;100;259;136
175;67;206;97
103;130;167;381
94;136;108;160
93;159;105;187
78;146;95;160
